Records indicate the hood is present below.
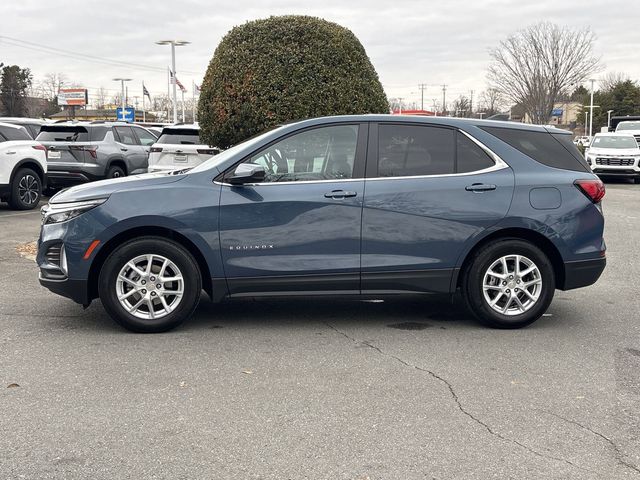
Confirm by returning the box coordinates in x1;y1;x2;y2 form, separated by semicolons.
50;172;186;204
587;147;640;156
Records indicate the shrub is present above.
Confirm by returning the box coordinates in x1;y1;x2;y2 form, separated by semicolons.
198;15;389;148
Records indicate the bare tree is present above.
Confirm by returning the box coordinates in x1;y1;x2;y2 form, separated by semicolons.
478;87;507;117
488;22;601;125
599;71;630;91
37;72;67;100
451;95;471;117
93;87;108;109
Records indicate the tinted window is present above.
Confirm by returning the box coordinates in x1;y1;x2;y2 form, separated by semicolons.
133;127;157;146
158;129;202;145
23;124;39;138
456;133;495;173
0;125;31;141
378;124;454;177
234;125;359;182
37;127;89;142
480;127;590;172
89;126;108;142
114;126;138;145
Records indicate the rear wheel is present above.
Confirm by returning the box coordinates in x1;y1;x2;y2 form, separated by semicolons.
98;237;202;332
9;168;42;210
462;239;555;329
106;165;126;179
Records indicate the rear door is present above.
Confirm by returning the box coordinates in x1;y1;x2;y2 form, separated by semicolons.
361;123;514;294
113;126;146;174
218;123;367;295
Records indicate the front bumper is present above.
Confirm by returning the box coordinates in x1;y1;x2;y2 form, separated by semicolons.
39;275;90;305
561;257;606;290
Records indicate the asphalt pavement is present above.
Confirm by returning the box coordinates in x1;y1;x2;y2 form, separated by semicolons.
0;183;639;480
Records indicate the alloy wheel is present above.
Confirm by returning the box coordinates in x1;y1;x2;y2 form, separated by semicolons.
18;174;39;206
482;254;542;316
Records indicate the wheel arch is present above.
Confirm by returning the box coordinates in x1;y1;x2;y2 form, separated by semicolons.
454;227;565;291
87;226;215;302
106;158;128;176
10;158;46;186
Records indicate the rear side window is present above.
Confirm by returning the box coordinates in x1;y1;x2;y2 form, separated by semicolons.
378;124;455;176
37;127;89;142
457;133;494;173
158;129;202;145
0;125;31;141
133;127;158;146
114;126;139;145
480;126;589;172
89;126;108;142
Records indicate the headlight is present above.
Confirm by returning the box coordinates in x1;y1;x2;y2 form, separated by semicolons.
41;198;107;225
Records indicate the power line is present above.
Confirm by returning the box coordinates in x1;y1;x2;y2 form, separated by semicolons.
0;35;204;76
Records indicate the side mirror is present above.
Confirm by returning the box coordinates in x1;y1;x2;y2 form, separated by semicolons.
229;163;266;185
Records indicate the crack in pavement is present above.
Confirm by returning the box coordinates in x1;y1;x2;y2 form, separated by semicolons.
541;410;640;476
324;321;593;474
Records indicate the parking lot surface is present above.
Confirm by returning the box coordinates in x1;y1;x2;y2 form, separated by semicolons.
1;183;639;480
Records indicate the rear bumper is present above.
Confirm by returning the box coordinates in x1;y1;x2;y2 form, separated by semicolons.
561;257;606;290
0;183;10;200
47;171;92;187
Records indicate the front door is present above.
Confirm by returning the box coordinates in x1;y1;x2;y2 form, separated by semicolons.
218;123;368;296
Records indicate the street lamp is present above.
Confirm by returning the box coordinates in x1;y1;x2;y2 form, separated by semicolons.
113;78;132;122
588;79;596;138
607;109;614;129
156;40;190;123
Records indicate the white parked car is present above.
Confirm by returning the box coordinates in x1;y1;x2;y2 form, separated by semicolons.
0;122;48;209
147;124;219;173
585;132;640;184
615;120;640;144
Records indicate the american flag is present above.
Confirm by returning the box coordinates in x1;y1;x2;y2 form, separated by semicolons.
194;83;201;94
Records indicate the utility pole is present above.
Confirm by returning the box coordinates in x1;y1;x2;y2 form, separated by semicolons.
397;97;404;115
113;78;132;122
470;90;474;117
607;109;614;129
441;85;447;115
418;83;427;111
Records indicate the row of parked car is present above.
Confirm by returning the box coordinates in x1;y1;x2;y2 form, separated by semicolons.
0;118;219;210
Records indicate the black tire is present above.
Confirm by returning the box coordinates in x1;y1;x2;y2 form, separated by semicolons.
106;165;126;179
98;237;202;333
9;168;42;210
461;239;555;329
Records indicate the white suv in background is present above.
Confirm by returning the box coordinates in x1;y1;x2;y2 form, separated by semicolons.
0;122;48;209
585;132;640;184
147;124;219;173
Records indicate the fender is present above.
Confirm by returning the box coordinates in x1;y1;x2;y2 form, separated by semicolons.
10;158;47;188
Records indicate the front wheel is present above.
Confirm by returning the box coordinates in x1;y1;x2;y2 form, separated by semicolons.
9;168;42;210
98;237;202;332
106;165;126;179
462;239;555;329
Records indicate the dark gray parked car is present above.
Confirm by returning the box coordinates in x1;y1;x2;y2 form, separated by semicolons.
36;122;158;187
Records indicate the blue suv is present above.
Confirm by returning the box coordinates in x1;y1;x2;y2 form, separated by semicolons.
38;115;606;332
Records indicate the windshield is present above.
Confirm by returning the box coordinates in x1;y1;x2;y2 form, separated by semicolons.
189;125;287;174
591;135;639;149
617;121;640;131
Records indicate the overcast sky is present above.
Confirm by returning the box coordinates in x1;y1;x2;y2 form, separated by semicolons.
1;0;638;109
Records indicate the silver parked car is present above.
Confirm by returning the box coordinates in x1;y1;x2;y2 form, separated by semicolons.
36;121;158;187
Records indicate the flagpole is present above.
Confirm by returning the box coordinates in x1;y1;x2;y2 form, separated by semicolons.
142;81;146;123
166;67;171;123
181;89;185;122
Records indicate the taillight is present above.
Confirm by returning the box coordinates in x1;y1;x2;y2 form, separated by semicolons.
32;144;47;151
575;179;605;203
150;147;163;153
197;148;219;155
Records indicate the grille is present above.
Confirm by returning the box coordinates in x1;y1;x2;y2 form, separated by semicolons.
595;157;635;166
45;244;62;267
40;243;66;280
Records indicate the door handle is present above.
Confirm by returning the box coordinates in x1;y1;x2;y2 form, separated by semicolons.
120;147;128;152
465;183;496;192
324;190;357;199
6;151;16;155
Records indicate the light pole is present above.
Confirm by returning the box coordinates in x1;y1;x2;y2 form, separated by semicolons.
156;40;190;123
607;109;614;129
584;111;588;137
588;79;595;138
113;78;132;121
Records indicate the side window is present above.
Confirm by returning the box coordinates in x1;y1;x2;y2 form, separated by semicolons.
378;125;454;177
234;125;359;183
133;127;157;146
456;133;495;173
114;126;138;146
0;125;31;141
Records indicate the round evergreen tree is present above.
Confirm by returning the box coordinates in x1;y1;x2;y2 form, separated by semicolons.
198;15;389;148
